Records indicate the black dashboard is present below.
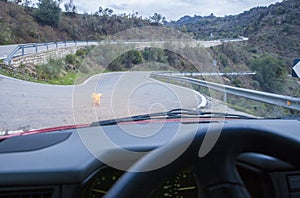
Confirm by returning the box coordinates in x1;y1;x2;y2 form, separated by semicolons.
0;119;300;197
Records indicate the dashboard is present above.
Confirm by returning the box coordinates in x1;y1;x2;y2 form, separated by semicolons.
0;119;300;197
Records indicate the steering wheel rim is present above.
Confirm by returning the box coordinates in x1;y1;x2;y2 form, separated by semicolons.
105;123;300;198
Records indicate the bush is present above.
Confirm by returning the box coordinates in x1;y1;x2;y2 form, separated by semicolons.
251;80;260;90
75;48;86;57
250;55;287;92
37;58;64;80
34;0;61;27
108;50;143;70
65;54;76;64
232;79;242;87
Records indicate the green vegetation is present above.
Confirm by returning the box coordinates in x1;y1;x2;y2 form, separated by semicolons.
250;55;287;93
107;48;170;71
226;96;286;118
210;42;251;71
109;50;143;70
34;0;61;27
47;71;77;85
0;65;45;84
0;1;156;44
0;47;92;85
37;58;64;80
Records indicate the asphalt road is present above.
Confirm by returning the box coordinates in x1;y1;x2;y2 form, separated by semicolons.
0;44;19;59
0;72;201;132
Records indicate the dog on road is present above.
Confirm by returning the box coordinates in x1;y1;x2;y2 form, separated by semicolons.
91;93;102;106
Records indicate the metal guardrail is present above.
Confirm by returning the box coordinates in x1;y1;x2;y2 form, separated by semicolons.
2;39;175;65
151;73;300;111
2;37;248;65
161;72;256;77
4;40;98;65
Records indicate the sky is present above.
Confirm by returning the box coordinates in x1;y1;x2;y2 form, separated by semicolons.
33;0;282;21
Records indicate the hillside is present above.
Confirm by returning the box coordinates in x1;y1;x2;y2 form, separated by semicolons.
0;1;155;45
169;0;300;65
1;0;299;65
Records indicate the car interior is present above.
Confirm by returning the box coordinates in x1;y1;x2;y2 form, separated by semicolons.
0;114;300;198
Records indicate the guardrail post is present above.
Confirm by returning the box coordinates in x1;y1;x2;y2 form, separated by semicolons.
64;41;67;47
35;45;38;53
224;92;227;103
46;43;49;51
195;85;201;93
21;46;24;56
55;42;58;49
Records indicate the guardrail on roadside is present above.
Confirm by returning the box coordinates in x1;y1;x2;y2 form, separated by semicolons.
150;72;300;111
161;72;256;77
3;37;249;65
3;40;98;65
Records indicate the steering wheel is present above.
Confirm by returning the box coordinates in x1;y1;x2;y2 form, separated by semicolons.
105;123;300;198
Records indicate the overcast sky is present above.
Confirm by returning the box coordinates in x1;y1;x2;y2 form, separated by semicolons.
34;0;282;21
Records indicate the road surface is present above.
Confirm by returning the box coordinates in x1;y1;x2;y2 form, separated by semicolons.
0;72;201;132
0;44;19;59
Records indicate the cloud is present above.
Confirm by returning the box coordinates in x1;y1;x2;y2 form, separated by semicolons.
109;3;129;11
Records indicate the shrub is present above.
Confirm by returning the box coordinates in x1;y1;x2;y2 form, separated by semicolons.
65;54;76;64
75;48;86;57
250;55;287;93
37;58;63;80
34;0;61;27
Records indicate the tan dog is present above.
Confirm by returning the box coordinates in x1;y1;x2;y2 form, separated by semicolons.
91;93;102;106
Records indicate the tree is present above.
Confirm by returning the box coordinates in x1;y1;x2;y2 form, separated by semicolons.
98;6;113;16
108;50;143;70
22;0;33;11
150;13;164;24
34;0;61;27
64;0;77;16
250;55;287;92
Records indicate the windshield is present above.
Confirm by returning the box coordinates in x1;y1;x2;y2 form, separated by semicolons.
0;0;299;134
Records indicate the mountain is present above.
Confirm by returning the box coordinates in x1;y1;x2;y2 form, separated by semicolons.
168;0;300;64
168;6;269;40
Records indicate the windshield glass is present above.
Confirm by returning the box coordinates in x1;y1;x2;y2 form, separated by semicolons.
0;0;299;134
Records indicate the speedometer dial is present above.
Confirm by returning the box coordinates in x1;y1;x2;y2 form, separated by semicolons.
82;168;198;198
149;170;198;198
81;168;123;198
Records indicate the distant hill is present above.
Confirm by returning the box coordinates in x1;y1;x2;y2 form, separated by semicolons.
0;1;155;45
168;6;269;40
168;0;300;64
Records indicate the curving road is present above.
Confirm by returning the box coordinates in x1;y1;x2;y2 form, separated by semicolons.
0;44;19;59
0;72;202;132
